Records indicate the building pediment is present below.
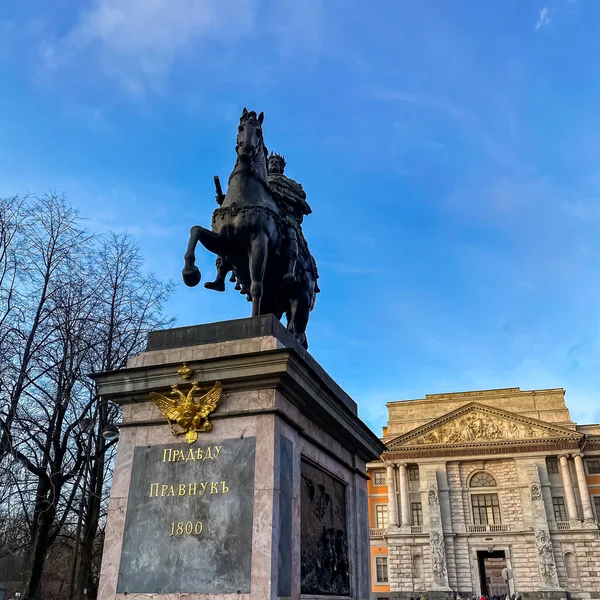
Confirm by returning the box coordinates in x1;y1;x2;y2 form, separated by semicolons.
385;402;582;450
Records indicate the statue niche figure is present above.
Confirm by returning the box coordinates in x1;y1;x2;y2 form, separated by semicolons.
182;107;319;348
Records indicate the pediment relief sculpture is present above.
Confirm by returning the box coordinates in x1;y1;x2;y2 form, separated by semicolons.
406;411;547;445
389;404;580;449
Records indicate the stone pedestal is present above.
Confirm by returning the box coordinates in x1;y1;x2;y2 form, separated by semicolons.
93;315;384;600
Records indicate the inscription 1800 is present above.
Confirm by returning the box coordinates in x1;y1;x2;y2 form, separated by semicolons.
116;437;256;594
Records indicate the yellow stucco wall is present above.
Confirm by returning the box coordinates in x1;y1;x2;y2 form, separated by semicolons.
368;465;390;593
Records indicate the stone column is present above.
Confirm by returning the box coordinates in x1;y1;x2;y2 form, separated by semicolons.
573;452;595;522
526;464;562;591
559;454;579;521
386;463;399;528
424;469;451;593
398;463;410;527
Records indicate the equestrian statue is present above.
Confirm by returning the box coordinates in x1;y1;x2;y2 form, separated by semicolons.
182;107;320;349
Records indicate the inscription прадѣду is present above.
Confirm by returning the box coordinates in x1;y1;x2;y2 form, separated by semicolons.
116;437;256;594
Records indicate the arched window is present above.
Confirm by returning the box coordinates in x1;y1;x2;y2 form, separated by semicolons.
412;554;423;580
564;552;577;579
470;471;497;487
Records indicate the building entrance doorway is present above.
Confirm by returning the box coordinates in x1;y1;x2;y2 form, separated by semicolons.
477;550;509;597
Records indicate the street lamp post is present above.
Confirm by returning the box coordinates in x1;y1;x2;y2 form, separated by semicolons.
68;416;95;600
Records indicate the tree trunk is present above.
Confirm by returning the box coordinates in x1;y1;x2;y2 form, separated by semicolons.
78;422;106;599
22;481;56;600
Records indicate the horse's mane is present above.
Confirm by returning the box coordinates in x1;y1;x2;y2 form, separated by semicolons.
228;138;270;190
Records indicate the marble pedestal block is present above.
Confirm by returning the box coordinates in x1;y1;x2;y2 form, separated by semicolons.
93;315;385;600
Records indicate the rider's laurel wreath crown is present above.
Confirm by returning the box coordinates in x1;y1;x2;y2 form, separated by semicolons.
268;152;286;168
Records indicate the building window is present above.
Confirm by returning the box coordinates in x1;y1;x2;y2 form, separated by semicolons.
470;471;497;488
587;459;600;474
546;457;559;474
471;493;501;525
411;502;423;526
564;552;577;579
373;471;386;486
375;556;388;583
593;496;600;521
408;465;420;481
375;505;388;529
553;497;567;522
412;554;423;580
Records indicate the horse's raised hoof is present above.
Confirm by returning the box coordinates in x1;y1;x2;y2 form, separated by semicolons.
204;280;226;292
283;273;296;284
182;266;201;287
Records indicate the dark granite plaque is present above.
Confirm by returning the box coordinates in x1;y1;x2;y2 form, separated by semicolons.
300;459;349;596
116;437;255;594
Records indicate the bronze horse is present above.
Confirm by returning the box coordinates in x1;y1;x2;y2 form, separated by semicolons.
182;108;318;348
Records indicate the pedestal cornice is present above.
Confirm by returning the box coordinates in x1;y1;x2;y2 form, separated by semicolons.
90;318;385;463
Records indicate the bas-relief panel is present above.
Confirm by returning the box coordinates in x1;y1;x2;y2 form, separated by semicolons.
411;413;550;445
300;459;350;596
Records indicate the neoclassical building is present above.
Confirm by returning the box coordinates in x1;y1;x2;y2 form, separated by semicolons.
367;387;600;599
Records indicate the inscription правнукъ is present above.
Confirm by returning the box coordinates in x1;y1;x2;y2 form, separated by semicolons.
300;460;350;596
116;437;256;595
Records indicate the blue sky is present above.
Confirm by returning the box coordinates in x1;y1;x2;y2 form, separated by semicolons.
1;0;599;435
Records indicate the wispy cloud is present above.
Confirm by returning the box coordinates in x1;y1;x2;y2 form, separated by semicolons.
37;0;327;98
535;7;552;30
371;88;520;171
372;90;473;124
41;0;254;96
319;261;392;276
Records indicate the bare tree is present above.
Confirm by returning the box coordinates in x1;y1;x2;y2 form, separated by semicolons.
0;194;175;600
0;195;30;452
0;193;91;462
1;195;96;599
75;233;174;600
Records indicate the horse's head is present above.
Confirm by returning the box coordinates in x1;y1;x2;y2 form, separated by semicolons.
236;107;265;165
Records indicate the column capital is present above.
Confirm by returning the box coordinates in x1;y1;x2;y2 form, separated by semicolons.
558;452;571;461
571;451;584;459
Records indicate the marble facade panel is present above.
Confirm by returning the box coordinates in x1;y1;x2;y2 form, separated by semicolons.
123;389;276;426
127;336;283;369
100;414;277;600
109;427;147;501
98;497;128;600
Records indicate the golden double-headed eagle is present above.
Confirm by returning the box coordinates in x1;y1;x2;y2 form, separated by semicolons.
150;381;222;444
